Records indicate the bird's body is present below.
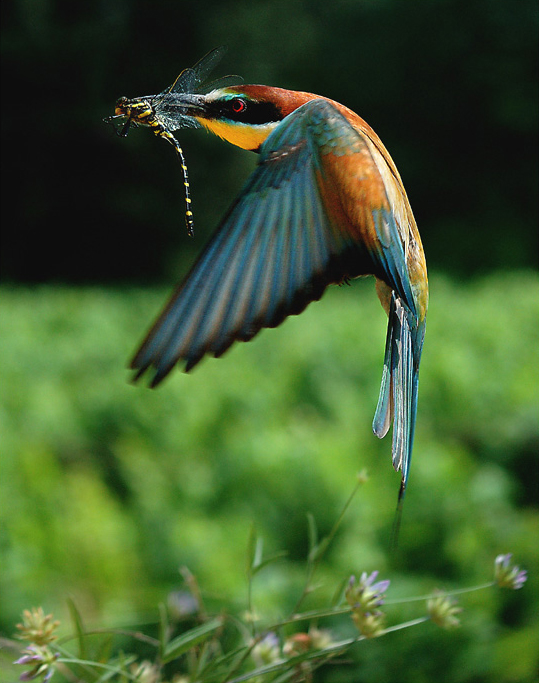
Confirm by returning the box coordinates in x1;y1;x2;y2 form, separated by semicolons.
105;52;428;499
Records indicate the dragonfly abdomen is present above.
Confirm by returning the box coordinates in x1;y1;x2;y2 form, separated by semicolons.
109;97;195;237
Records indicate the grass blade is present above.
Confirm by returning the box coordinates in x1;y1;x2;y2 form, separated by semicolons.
162;616;223;664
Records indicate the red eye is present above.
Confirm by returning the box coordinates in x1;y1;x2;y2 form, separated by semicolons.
231;98;246;113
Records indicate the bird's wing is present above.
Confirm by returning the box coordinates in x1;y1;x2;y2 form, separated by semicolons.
307;101;419;317
131;99;415;385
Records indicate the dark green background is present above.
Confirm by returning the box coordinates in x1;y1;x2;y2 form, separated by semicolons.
1;1;538;682
1;0;537;284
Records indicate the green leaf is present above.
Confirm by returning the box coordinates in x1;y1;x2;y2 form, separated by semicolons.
246;524;262;575
309;536;330;563
158;602;169;660
95;634;114;665
307;513;318;556
250;550;288;576
94;653;137;682
162;617;223;664
66;597;86;660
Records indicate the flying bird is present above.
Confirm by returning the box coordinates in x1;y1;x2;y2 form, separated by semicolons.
105;49;428;501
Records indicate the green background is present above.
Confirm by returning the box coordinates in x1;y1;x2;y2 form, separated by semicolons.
1;0;538;681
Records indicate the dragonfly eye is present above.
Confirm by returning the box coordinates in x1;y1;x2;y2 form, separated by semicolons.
114;97;130;117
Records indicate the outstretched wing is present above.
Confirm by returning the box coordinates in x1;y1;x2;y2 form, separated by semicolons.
131;99;418;386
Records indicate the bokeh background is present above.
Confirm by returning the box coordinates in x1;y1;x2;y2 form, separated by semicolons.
1;1;538;681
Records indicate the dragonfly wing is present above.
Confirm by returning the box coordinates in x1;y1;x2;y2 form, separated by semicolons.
166;46;229;95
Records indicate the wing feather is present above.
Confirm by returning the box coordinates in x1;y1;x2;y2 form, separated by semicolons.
131;98;418;386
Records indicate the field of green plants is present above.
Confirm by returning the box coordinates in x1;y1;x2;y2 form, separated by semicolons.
1;270;538;682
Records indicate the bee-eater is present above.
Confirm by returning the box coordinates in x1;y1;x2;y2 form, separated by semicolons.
106;53;428;501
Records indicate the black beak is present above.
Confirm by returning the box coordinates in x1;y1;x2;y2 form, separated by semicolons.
163;93;208;118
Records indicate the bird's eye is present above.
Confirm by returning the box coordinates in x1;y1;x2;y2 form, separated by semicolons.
231;98;246;113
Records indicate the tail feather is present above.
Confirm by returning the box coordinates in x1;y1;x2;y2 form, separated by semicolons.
372;318;393;440
372;293;425;498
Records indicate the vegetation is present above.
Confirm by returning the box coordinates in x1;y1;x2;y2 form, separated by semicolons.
1;271;538;681
5;551;529;682
1;1;537;678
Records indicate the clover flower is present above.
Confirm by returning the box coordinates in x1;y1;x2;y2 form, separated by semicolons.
251;632;282;667
16;608;60;646
14;645;59;682
130;660;161;683
346;572;390;613
283;632;312;657
345;572;390;638
427;591;462;630
308;628;334;650
494;554;528;590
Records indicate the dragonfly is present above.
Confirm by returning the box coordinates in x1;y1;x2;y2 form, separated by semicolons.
103;47;241;236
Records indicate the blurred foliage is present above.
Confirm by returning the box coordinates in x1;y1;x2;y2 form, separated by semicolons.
1;3;538;679
1;271;538;682
1;0;538;283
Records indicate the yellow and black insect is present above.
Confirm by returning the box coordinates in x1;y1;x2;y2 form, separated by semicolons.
103;47;239;237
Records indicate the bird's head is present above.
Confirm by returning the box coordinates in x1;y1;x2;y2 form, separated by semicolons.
176;85;319;152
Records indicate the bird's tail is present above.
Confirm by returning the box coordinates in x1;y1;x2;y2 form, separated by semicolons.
372;293;425;502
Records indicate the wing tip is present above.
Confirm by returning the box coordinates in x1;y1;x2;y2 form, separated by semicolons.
130;349;210;387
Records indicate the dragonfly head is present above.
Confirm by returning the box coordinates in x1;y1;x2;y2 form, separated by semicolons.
104;96;152;136
112;96;153;120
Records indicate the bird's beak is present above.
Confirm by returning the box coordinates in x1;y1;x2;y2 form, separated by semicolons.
169;93;208;118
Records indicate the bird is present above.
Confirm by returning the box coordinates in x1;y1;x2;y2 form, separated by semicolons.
106;52;428;503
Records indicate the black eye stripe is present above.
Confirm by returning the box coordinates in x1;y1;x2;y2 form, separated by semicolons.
207;99;282;124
